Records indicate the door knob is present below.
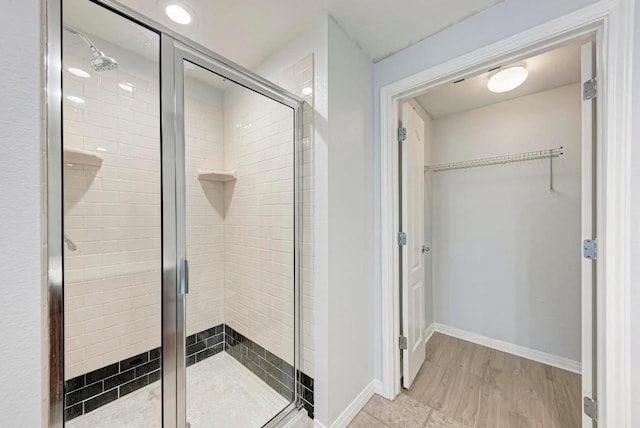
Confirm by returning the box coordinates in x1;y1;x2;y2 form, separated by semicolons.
422;245;430;253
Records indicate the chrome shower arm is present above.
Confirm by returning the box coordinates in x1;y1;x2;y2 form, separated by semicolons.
64;25;102;56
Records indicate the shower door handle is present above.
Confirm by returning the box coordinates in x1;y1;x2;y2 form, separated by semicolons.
180;258;189;295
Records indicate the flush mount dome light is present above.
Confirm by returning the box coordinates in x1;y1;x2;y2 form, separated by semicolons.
487;65;529;93
165;4;192;24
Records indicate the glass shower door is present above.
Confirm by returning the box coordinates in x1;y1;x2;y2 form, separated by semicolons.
60;0;163;426
175;49;301;427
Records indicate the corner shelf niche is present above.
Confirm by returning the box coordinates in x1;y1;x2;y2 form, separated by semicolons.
63;148;103;167
197;169;237;183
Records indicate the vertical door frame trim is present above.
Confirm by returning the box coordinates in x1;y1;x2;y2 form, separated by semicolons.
379;1;634;426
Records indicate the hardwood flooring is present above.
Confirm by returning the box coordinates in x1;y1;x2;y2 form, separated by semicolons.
349;333;581;428
406;333;582;428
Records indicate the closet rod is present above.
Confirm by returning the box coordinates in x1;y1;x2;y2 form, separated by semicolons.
424;147;564;173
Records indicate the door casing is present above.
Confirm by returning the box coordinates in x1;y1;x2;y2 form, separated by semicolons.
379;2;634;426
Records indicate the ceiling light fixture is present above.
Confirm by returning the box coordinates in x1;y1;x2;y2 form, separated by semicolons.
68;67;90;78
302;87;313;96
96;147;107;152
487;65;528;93
66;95;85;104
165;4;192;25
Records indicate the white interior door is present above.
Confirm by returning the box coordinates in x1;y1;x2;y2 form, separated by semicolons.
401;102;426;389
581;40;597;428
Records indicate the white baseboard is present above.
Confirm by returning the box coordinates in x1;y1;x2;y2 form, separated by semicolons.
433;323;582;374
424;323;436;345
314;379;379;428
372;379;384;395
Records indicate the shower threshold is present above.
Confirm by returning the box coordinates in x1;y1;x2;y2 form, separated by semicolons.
66;352;289;428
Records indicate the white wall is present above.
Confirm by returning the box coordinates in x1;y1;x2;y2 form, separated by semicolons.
630;0;640;423
430;84;582;362
326;17;375;425
0;0;43;426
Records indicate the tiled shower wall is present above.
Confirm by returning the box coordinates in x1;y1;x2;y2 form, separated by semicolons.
223;56;315;376
184;94;226;335
222;87;296;365
63;30;314;384
271;56;315;378
63;35;162;380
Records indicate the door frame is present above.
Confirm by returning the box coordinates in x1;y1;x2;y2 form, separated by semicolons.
379;1;634;426
172;45;305;428
44;0;305;426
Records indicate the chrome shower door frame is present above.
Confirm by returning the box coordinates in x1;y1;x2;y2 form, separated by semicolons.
46;1;305;427
172;43;304;428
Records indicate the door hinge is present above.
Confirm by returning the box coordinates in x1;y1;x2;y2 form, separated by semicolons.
583;239;597;260
399;336;408;350
398;232;407;246
398;127;407;142
583;78;597;101
584;397;598;421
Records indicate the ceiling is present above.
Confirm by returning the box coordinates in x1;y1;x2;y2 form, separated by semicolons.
70;0;503;69
415;42;583;119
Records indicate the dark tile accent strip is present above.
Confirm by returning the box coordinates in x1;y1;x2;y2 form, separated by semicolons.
64;346;163;422
63;323;315;421
223;324;315;419
186;325;226;367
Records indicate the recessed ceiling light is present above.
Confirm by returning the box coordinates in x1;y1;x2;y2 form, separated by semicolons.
66;95;85;104
96;147;107;152
487;65;528;93
302;87;313;96
165;4;192;25
68;67;90;78
118;82;134;92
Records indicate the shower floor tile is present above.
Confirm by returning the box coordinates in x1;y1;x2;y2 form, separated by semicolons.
67;352;290;428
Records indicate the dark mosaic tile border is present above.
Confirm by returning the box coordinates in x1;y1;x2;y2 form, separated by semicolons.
224;325;315;419
64;347;162;421
186;323;225;366
64;323;314;421
64;325;225;421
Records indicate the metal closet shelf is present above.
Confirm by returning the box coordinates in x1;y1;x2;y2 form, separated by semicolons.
424;146;564;191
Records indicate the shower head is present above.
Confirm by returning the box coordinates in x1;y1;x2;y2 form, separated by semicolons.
90;53;119;72
64;25;119;72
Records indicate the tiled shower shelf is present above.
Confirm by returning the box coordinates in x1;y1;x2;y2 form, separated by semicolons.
198;169;236;182
64;148;103;167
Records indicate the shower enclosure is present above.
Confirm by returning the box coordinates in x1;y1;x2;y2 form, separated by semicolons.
47;0;306;426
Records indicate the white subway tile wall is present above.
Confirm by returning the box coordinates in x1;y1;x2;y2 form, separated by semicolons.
184;97;226;335
63;34;163;380
222;86;296;365
221;55;314;375
63;31;315;381
273;56;315;378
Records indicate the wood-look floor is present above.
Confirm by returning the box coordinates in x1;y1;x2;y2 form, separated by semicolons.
405;333;582;428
